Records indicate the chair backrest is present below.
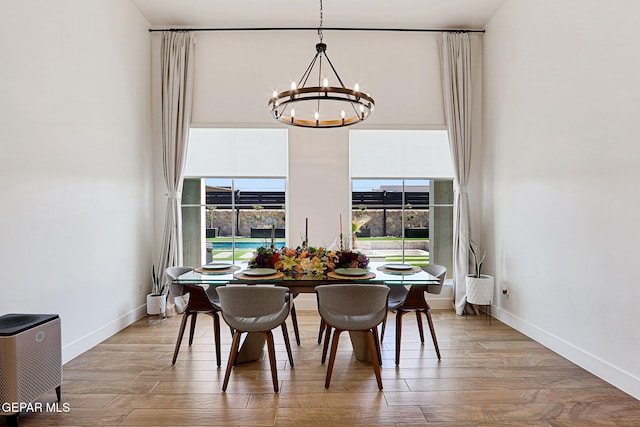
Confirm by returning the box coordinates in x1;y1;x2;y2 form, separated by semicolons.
316;284;389;330
165;266;194;297
423;264;447;295
182;284;218;312
216;286;290;331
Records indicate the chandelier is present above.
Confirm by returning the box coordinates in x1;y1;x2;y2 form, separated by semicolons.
267;0;375;128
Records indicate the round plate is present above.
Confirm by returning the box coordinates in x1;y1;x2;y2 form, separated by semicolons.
242;268;278;276
334;268;369;276
201;263;233;270
383;263;413;270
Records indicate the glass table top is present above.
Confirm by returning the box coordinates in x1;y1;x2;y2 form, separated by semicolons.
174;262;440;286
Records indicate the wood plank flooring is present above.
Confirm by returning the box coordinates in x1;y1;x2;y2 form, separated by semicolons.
8;310;640;426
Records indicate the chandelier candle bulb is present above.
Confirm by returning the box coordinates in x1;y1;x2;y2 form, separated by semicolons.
354;83;360;92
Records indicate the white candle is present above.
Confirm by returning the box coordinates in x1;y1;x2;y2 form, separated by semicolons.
339;212;342;235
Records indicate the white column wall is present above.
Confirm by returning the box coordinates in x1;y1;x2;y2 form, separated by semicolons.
483;0;640;398
288;127;350;249
0;0;153;363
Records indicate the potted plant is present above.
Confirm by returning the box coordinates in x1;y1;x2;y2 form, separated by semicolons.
147;265;167;316
465;240;494;306
250;205;268;237
352;207;371;248
206;206;218;238
404;204;429;238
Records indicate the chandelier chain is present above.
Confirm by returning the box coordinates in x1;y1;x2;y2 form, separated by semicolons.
318;0;324;42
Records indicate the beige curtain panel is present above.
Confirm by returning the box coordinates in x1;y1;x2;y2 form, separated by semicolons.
158;31;196;295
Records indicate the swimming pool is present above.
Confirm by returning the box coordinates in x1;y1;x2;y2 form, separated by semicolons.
211;241;286;250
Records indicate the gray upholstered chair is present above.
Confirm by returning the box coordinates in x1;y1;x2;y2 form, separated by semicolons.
216;285;294;393
171;283;223;367
381;264;447;365
316;284;389;390
165;266;194;314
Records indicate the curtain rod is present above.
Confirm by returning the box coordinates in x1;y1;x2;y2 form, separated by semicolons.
148;27;484;34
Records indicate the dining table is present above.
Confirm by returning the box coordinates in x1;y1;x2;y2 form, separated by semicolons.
173;261;440;363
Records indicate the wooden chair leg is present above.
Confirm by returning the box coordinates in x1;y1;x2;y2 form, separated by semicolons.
290;303;301;346
416;311;425;343
372;325;382;366
188;312;198;346
265;331;279;392
317;319;326;344
222;330;242;392
321;324;332;363
172;313;190;365
425;309;441;360
325;329;342;389
395;310;407;366
281;322;294;367
366;330;383;390
212;312;221;367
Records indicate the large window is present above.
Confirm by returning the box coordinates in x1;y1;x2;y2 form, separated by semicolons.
181;129;288;266
350;130;454;273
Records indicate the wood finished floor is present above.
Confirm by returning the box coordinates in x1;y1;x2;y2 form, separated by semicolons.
8;310;640;426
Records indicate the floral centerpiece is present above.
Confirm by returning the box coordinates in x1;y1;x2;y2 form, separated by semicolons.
249;245;369;276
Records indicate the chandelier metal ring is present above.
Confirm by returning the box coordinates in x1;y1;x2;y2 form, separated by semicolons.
268;87;375;128
267;0;375;128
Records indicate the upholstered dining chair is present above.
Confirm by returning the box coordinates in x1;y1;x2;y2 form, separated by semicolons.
216;285;294;393
165;266;194;314
316;284;389;390
381;264;447;365
171;282;223;368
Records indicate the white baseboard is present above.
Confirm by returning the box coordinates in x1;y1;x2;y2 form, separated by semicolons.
61;305;147;364
493;305;640;400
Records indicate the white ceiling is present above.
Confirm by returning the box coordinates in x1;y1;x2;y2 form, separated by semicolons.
130;0;506;30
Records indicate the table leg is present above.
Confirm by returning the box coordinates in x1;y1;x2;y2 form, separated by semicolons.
234;332;266;364
349;331;372;362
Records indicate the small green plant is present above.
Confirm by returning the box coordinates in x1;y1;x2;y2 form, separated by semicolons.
404;203;416;227
469;240;486;278
253;205;264;227
352;213;371;234
206;206;217;228
151;265;166;296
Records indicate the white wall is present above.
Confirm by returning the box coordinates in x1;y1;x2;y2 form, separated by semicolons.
288;127;351;248
483;0;640;398
156;29;449;248
189;31;445;127
147;29;454;308
0;0;153;363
